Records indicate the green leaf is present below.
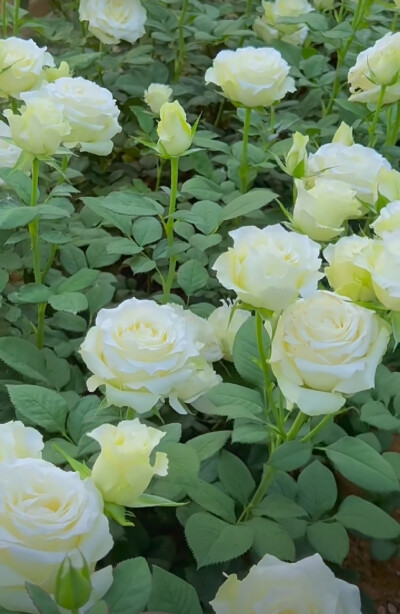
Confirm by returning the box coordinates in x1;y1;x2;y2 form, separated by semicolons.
220;189;276;221
0;205;37;229
269;441;312;472
87;283;115;314
86;239;121;268
104;558;151;614
132;493;186;508
49;292;88;314
185;512;254;568
218;450;255;505
148;566;202;614
335;496;400;539
181;176;224;201
7;384;68;434
59;245;87;275
186;430;230;462
177;260;209;295
360;401;400;430
10;284;52;304
25;583;61;614
306;521;349;565
233;317;269;388
245;517;295;561
132;217;163;246
150;443;200;500
82;192;163;217
0;169;32;203
0;337;48;383
57;269;99;293
297;461;338;519
326;436;399;494
253;493;308;520
106;237;142;255
187;479;236;523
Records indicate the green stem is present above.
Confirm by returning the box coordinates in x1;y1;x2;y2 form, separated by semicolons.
214;100;225;127
238;464;275;522
162;156;179;303
2;0;7;37
300;413;334;443
155;157;165;192
286;410;308;441
27;158;45;349
57;154;69;185
385;101;400;147
368;85;386;147
245;0;253;17
174;0;190;81
13;0;20;35
239;107;252;193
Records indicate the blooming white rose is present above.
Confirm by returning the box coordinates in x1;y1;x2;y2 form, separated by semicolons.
0;458;113;614
144;83;173;114
348;32;400;104
205;47;296;107
24;77;121;156
293;177;362;241
0;121;22;180
157;100;193;157
211;553;362;614
285;131;309;177
371;201;400;237
88;419;168;507
0;420;43;461
270;291;390;415
80;298;222;414
254;0;313;46
213;224;323;311
208;300;251;361
307;142;391;204
4;94;69;156
324;236;376;302
79;0;146;45
355;234;400;310
0;37;54;98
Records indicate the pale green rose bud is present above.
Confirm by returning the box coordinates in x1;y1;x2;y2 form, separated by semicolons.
371;200;400;236
4;94;70;156
332;121;354;146
157;100;193;156
285;132;309;177
376;167;400;204
144;83;173;114
43;61;71;83
55;554;92;611
88;419;168;507
355;234;400;311
207;300;250;361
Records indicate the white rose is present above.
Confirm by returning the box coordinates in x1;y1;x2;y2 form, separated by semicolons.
79;0;146;45
348;32;400;104
213;224;323;311
270;291;390;415
24;77;121;156
144;83;173;114
205;47;296;108
376;167;400;203
208;300;251;361
0;458;113;614
355;234;400;311
371;201;400;237
211;553;362;614
0;121;22;180
254;0;313;46
324;236;376;302
0;420;43;461
0;37;54;98
80;298;222;414
4;94;69;156
307;142;391;204
88;419;168;507
157;100;193;157
293;177;362;241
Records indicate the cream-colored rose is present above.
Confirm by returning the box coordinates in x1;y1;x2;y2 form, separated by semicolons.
0;37;54;98
88;419;168;507
213;224;323;311
144;83;173;114
270;291;390;415
24;77;121;156
208;300;251;361
79;0;146;44
371;201;400;237
4;94;69;156
0;458;113;614
376;167;400;203
355;234;400;310
0;120;22;179
332;121;354;146
80;298;222;414
205;46;295;107
211;553;362;614
285;131;309;177
0;420;43;461
254;0;313;46
348;32;400;104
157;100;193;156
324;236;376;302
293;177;362;241
307;142;391;204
